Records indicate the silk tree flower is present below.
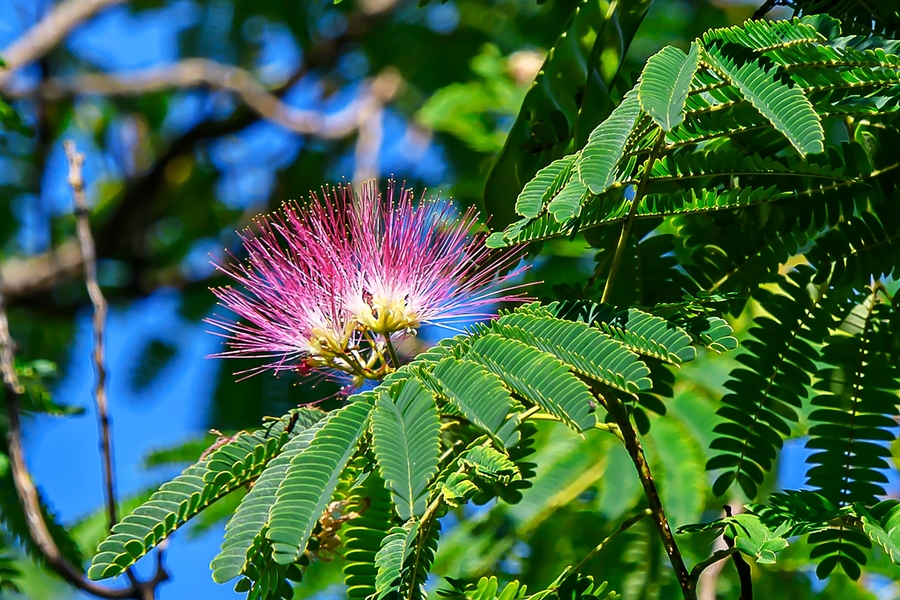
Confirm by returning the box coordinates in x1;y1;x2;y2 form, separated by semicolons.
208;181;526;382
345;181;525;336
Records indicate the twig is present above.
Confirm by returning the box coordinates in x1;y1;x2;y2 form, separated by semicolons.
15;60;396;139
567;508;652;578
601;132;664;304
697;503;743;600
0;280;146;599
0;0;128;89
408;493;443;600
690;548;738;583
605;392;695;599
64;140;119;531
384;336;402;369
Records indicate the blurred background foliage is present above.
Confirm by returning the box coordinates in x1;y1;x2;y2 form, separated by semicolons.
3;0;896;598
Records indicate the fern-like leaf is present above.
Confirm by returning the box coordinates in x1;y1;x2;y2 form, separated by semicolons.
343;469;394;599
88;410;321;581
805;295;899;580
707;267;825;499
211;416;327;583
515;155;577;219
494;313;652;394
373;521;419;599
703;43;824;154
372;379;441;520
465;334;596;432
639;42;700;131
267;401;372;565
578;91;643;195
429;357;520;448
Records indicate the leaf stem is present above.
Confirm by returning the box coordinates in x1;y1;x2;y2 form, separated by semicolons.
605;392;695;599
601;131;665;304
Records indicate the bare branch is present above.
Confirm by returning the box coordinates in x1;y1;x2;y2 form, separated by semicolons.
16;59;392;139
0;0;128;90
64;140;120;535
0;240;82;300
353;68;402;186
0;279;142;599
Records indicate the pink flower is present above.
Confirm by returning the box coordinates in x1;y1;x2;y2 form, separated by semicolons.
208;182;526;380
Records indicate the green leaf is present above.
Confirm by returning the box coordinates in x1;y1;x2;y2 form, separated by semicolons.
484;0;651;228
546;175;591;223
460;444;520;485
465;334;596;432
429;357;520;448
373;521;419;600
536;302;697;365
342;469;393;599
515;155;577;219
855;502;900;565
211;418;326;583
494;312;652;394
703;44;824;155
578;91;643;195
372;379;442;520
267;400;372;565
638;42;700;131
88;410;322;581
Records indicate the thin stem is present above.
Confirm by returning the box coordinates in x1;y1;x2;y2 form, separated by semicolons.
606;392;695;599
0;282;158;599
363;329;388;367
568;508;652;578
407;493;442;600
384;335;401;369
65;141;118;530
690;548;738;582
601;132;665;304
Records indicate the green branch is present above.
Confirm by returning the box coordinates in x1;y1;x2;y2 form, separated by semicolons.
601;131;664;303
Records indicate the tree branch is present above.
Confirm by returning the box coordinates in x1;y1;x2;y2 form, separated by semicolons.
697;503;744;600
15;60;397;139
64;140;119;532
604;392;695;599
752;0;783;19
723;505;753;600
0;0;128;90
0;240;82;300
0;279;148;599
